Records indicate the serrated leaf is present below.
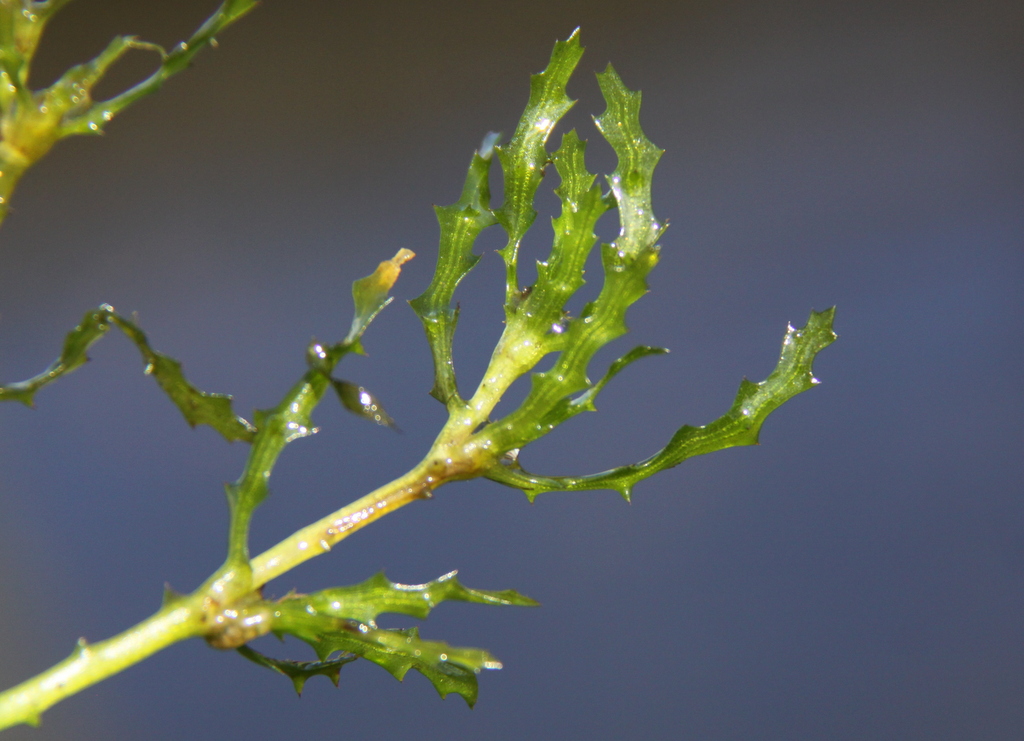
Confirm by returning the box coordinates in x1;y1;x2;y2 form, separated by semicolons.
113;315;256;442
362;625;498;705
0;307;110;406
345;248;416;347
270;609;500;707
594;64;665;258
264;571;533;706
410;135;498;405
296;570;538;626
237;645;356;696
493;29;585;310
536;344;668;429
0;306;256;442
486;308;838;500
475;68;664;453
535;129;611;306
505;129;611;355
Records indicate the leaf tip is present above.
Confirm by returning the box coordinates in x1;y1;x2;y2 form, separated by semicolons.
479;131;501;160
808;306;838;338
346;249;416;344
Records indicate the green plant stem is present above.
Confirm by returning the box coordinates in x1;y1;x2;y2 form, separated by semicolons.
250;463;435;588
0;290;608;725
0;458;464;729
0;24;840;724
250;326;537;587
0;425;487;728
250;426;489;587
0;600;204;730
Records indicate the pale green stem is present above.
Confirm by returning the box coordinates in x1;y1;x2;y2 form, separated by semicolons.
250;332;538;588
0;600;203;731
250;462;437;588
0;461;446;731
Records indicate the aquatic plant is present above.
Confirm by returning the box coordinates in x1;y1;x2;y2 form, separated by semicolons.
0;3;835;730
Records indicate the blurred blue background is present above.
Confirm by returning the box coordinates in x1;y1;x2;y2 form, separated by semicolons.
1;0;1021;738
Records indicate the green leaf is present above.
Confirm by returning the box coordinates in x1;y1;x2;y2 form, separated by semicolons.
594;64;665;259
0;307;110;406
534;344;668;431
0;305;256;442
270;610;501;707
330;380;398;430
486;308;838;500
296;570;538;626
410;135;498;406
475;66;664;454
237;645;356;696
493;29;585;311
345;248;416;348
263;571;534;706
531;129;612;315
497;129;611;363
110;314;256;443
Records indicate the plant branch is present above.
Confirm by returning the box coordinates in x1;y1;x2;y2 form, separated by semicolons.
0;600;204;731
250;463;436;589
0;27;839;728
250;407;506;589
0;0;255;227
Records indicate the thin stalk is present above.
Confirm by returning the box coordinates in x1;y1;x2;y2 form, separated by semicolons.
0;600;203;731
0;458;466;728
250;462;436;588
0;421;489;728
0;463;435;731
250;333;537;587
